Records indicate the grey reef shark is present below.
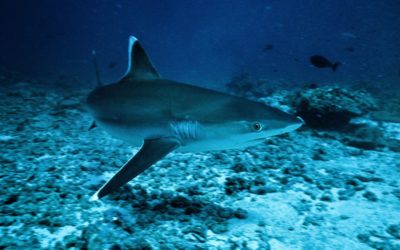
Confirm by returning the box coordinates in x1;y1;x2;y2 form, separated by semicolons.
86;36;304;201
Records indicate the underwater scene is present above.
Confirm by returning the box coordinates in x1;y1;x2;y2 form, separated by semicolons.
1;0;400;249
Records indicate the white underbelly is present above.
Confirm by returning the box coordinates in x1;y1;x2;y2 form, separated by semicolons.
96;119;245;153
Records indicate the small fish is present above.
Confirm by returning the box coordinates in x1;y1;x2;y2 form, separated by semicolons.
108;62;118;69
309;55;340;71
263;44;274;51
340;32;357;39
344;47;355;52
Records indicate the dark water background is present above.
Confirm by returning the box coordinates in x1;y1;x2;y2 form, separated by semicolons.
0;0;399;88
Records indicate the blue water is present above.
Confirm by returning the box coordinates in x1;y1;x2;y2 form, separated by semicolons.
0;0;399;87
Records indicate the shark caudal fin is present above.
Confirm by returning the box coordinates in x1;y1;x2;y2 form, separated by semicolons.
122;36;160;80
90;137;180;201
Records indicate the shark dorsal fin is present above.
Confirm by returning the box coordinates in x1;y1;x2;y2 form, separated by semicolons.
122;36;160;80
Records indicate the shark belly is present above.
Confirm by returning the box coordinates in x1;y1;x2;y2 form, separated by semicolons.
96;118;218;152
96;119;174;147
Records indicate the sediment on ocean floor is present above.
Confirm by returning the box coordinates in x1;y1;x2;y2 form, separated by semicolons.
0;80;399;249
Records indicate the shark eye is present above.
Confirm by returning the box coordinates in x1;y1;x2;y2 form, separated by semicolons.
252;122;262;131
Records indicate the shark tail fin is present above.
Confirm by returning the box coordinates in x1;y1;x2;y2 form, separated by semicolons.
332;62;340;72
92;50;102;87
122;36;160;81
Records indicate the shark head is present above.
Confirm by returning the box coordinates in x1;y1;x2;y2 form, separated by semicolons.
180;96;304;151
86;36;304;200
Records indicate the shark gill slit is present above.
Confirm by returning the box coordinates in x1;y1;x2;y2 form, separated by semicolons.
170;121;199;141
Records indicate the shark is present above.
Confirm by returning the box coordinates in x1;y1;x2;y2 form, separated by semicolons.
86;36;304;200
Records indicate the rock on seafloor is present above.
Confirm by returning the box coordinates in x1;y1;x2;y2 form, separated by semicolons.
0;82;399;249
288;86;378;129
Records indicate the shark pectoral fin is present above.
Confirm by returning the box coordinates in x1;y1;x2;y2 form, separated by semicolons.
122;36;160;80
90;137;180;201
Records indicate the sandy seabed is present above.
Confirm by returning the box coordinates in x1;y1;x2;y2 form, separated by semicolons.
0;82;399;249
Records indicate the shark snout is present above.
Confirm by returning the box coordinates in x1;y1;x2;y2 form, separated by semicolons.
267;111;304;134
296;116;305;126
288;116;304;131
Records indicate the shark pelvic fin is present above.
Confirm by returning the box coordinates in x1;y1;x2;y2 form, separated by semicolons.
88;121;97;131
122;36;160;81
90;137;180;200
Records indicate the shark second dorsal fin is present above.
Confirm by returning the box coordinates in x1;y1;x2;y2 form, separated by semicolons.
122;36;160;80
92;50;102;87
